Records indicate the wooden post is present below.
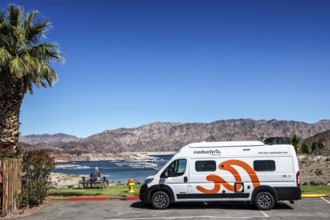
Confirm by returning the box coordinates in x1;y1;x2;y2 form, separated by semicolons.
1;159;22;217
13;159;17;213
2;159;8;217
9;160;13;213
16;159;22;212
0;160;2;216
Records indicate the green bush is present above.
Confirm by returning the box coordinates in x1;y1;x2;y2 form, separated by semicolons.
0;145;24;158
20;149;55;207
0;146;55;208
300;143;312;154
289;134;301;153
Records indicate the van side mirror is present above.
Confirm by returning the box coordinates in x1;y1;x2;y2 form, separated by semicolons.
161;170;168;178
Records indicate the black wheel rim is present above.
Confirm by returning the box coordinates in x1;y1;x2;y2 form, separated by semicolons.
154;194;167;208
258;194;272;208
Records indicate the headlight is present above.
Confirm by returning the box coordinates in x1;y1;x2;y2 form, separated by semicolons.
143;178;154;185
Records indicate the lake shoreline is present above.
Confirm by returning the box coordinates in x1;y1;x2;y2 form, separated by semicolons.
51;153;174;188
53;151;176;162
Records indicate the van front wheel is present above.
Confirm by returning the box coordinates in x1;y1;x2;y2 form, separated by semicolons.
255;192;275;210
151;191;170;209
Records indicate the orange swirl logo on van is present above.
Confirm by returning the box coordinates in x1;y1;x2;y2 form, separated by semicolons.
196;160;260;194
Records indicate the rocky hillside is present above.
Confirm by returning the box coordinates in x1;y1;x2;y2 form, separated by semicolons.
303;130;330;156
19;119;330;153
299;155;330;185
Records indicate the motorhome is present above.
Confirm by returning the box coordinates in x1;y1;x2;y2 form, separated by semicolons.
139;141;301;210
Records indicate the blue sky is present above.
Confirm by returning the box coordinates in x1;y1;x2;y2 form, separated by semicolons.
1;0;330;137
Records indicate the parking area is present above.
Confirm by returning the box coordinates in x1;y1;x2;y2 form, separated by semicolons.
23;197;330;220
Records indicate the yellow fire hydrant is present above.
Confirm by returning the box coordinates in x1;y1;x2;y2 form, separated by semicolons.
128;178;135;193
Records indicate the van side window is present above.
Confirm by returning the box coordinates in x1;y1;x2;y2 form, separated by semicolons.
166;159;187;177
253;160;276;171
195;161;216;172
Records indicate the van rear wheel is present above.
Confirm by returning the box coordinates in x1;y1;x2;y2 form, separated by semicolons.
151;191;170;209
255;192;275;210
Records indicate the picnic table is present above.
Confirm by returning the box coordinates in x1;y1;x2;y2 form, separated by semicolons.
78;177;109;188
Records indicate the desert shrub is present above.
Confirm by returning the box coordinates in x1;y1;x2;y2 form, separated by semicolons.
20;149;55;207
0;145;24;158
314;168;323;176
300;143;312;154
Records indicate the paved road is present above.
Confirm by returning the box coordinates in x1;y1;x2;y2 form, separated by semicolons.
22;197;330;220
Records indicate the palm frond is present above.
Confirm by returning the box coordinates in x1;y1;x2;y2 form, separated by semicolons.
22;63;57;93
0;13;12;50
26;42;63;63
22;76;33;93
2;5;25;53
9;56;26;77
23;10;38;44
0;11;4;23
24;10;38;28
38;62;58;86
13;26;25;50
7;4;23;28
26;19;50;43
22;54;41;72
0;46;12;65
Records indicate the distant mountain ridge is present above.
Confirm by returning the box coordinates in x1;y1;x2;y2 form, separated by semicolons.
19;119;330;153
19;133;80;145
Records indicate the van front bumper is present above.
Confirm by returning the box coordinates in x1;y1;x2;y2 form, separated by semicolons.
139;184;148;202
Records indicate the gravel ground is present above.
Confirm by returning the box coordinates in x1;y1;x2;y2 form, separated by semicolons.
299;155;330;185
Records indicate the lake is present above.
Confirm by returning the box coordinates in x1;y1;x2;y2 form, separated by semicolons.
52;154;173;183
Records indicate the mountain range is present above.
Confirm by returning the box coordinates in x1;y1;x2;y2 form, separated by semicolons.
19;133;80;145
18;119;330;154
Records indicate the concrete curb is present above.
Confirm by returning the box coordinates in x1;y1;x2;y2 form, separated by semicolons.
69;197;109;201
119;196;140;201
125;196;140;200
302;194;328;198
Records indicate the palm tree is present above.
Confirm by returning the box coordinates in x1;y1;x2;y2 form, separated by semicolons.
0;4;63;146
289;134;301;153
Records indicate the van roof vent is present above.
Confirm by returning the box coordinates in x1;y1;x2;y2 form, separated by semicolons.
264;137;290;145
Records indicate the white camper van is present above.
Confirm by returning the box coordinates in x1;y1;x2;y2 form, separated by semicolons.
139;141;301;210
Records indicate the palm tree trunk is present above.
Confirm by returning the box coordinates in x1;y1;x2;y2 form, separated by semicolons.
0;70;24;146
